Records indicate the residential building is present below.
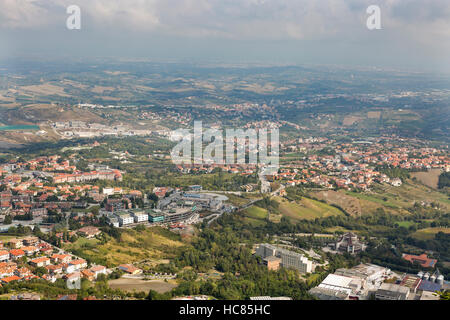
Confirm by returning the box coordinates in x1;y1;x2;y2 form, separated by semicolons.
255;244;312;274
130;209;148;223
45;264;63;275
8;239;23;249
9;249;25;260
29;257;51;267
22;236;39;246
77;226;101;238
118;264;142;275
263;256;281;271
148;210;165;223
21;246;39;256
105;198;125;212
90;265;107;279
81;269;95;281
0;250;9;262
114;211;134;226
65;272;81;283
1;275;21;284
69;259;87;270
51;254;72;264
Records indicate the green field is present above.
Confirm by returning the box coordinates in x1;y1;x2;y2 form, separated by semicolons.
274;196;345;221
244;206;269;220
63;227;186;267
242;206;270;226
395;221;416;228
66;237;100;250
0;235;16;241
346;191;398;208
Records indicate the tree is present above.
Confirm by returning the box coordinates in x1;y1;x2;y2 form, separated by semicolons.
3;215;12;225
34;267;48;277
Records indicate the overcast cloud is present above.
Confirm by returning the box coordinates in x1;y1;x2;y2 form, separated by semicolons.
1;0;450;71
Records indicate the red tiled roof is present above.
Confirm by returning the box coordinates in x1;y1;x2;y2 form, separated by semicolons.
1;275;21;283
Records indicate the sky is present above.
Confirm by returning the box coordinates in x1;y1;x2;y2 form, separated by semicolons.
1;0;450;72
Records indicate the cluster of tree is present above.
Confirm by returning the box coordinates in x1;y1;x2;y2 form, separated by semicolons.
376;165;411;180
284;186;305;202
0;276;144;300
150;268;313;300
12;213;33;221
438;172;450;189
3;215;12;225
154;225;313;300
254;197;279;213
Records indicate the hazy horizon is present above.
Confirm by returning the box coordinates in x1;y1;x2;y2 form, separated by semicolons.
1;0;450;73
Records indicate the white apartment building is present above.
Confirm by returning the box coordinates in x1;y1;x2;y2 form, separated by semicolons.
256;244;313;274
130;210;148;223
0;250;9;262
115;212;134;226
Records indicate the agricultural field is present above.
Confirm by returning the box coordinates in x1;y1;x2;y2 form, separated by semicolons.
108;278;177;294
273;196;345;222
349;180;449;215
312;190;363;216
411;169;443;189
63;227;186;267
313;179;450;218
411;227;450;240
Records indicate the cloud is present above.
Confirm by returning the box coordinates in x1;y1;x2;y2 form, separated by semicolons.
0;0;448;39
0;0;449;71
0;0;52;28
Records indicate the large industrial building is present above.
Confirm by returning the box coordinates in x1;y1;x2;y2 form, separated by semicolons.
375;283;410;300
334;263;389;285
309;273;366;300
309;264;392;300
309;263;448;300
